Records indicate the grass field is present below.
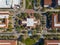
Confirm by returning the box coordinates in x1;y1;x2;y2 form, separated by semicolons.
24;38;36;45
26;0;33;9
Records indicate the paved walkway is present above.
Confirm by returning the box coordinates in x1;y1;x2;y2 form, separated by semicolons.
46;9;60;12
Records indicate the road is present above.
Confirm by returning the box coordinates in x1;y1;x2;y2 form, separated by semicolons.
45;9;60;12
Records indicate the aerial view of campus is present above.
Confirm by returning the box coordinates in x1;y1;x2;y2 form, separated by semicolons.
0;0;60;45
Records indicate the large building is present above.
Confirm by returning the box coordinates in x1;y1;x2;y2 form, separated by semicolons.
44;0;52;7
45;40;60;45
0;11;9;28
0;0;20;8
0;40;17;45
52;13;60;29
44;0;60;7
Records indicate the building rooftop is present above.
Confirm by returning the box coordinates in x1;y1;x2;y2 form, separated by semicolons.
0;40;17;45
52;13;60;28
0;11;9;28
0;0;20;8
44;0;52;7
45;40;60;45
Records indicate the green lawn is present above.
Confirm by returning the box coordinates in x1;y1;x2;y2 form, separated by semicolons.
26;0;33;9
24;38;36;45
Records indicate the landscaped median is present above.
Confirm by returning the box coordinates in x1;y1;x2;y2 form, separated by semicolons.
0;35;17;40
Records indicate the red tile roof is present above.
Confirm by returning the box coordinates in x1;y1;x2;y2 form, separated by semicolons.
44;0;52;5
52;13;60;29
0;40;17;45
0;11;9;28
45;40;60;45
